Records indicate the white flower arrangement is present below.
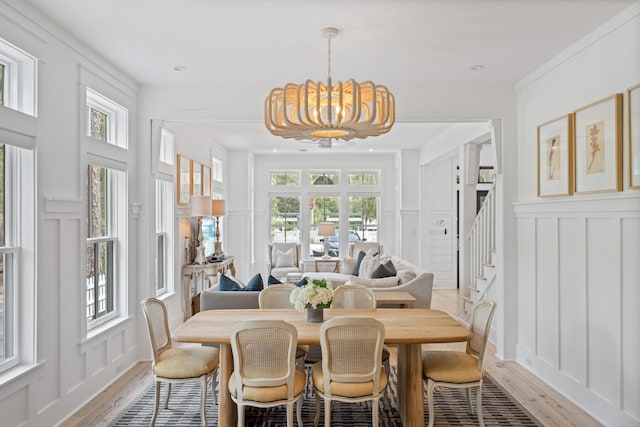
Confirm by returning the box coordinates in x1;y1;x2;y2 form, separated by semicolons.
289;278;333;311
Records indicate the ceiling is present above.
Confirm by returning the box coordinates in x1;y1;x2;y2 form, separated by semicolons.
23;0;635;153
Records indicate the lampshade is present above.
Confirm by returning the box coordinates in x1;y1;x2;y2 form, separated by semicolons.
317;222;336;237
190;195;211;217
264;27;394;143
211;199;226;216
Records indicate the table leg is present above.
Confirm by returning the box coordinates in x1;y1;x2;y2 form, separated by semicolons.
218;344;237;427
183;274;192;321
397;343;424;426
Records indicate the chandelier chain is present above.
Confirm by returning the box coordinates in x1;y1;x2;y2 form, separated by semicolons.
327;33;332;81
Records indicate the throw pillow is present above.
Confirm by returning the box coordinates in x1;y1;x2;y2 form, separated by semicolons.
296;277;309;287
370;262;395;279
351;250;367;276
275;248;295;268
397;268;417;284
384;259;397;276
243;274;264;291
219;274;244;291
267;274;283;285
348;276;399;288
359;253;381;278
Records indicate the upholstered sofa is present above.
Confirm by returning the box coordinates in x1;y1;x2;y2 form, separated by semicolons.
200;283;260;311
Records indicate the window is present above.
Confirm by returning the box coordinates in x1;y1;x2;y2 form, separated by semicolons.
309;196;339;256
0;37;37;116
0;143;34;374
310;171;339;185
348;171;379;185
271;171;300;186
349;196;379;243
86;88;128;149
270;196;300;243
212;157;223;183
86;164;126;328
155;179;174;295
159;129;174;165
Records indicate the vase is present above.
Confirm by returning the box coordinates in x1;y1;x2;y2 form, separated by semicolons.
307;307;324;323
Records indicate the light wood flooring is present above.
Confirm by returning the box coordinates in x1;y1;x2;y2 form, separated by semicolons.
61;289;602;427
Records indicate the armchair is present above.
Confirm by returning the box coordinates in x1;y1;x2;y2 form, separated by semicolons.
267;242;302;280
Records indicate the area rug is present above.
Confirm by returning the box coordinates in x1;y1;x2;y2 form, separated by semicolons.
110;366;541;426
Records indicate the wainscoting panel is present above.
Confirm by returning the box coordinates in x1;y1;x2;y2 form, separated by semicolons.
621;218;640;420
558;217;587;385
514;195;640;426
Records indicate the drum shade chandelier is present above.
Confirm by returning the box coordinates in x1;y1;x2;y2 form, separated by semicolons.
265;27;395;142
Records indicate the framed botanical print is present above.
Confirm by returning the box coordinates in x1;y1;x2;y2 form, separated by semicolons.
176;154;191;205
191;160;202;196
628;83;640;189
202;165;211;196
573;94;623;194
537;114;574;197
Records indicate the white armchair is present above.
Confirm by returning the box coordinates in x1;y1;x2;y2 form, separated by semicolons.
267;242;302;280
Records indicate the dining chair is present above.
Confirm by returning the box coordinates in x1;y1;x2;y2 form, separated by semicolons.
140;297;219;426
422;299;497;427
332;284;392;407
312;317;387;427
230;319;306;427
259;284;309;366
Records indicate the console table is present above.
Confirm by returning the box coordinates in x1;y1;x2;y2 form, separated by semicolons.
182;257;235;320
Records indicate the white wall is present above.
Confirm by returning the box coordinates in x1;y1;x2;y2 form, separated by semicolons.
0;3;142;427
515;3;640;425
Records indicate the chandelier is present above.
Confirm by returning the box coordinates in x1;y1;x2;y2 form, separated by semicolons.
265;27;395;142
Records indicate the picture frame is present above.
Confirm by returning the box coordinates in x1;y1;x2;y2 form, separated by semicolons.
177;154;191;205
202;165;211;196
191;160;202;196
573;94;623;194
628;83;640;189
537;114;574;197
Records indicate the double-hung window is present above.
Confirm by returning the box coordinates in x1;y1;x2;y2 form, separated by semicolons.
155;178;174;295
84;86;129;330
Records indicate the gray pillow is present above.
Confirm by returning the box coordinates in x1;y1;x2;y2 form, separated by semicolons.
371;262;395;279
351;250;367;276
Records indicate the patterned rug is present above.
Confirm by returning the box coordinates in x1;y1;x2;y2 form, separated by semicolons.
110;366;541;426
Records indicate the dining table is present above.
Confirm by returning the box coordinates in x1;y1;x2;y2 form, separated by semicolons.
172;308;471;427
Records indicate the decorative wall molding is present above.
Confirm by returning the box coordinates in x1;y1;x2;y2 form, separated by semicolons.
43;197;82;215
514;194;640;216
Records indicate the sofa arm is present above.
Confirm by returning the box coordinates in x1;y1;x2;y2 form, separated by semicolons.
373;272;434;309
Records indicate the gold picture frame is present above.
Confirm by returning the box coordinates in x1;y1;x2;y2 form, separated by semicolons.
573;93;623;194
191;160;202;196
537;114;574;197
177;154;191;205
628;83;640;189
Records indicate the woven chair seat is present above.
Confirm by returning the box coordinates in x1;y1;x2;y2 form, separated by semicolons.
422;351;482;383
229;367;306;402
311;362;388;398
154;347;219;379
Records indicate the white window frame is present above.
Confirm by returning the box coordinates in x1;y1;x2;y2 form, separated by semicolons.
0;143;35;376
347;170;380;186
270;170;301;187
155;178;174;296
86;162;127;331
212;157;224;183
0;37;37;116
269;194;301;244
159;129;175;165
86;88;128;149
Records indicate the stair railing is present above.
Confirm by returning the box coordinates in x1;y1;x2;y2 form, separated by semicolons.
466;183;496;297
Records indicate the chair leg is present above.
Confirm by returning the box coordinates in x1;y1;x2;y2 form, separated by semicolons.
427;380;437;427
477;384;485;427
286;402;294;427
151;381;161;427
200;376;208;426
237;403;245;427
296;396;303;427
467;387;474;413
164;383;171;409
324;399;331;427
372;399;380;426
210;370;217;405
383;359;391;408
313;393;321;427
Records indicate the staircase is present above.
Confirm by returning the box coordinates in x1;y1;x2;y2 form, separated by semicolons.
462;183;496;317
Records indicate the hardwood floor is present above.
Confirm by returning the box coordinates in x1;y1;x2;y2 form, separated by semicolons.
61;289;602;426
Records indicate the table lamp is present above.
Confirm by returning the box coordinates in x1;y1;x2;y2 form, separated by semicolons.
211;199;226;256
317;222;336;259
190;195;211;264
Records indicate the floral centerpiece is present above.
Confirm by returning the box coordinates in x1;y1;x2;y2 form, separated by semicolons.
289;278;333;322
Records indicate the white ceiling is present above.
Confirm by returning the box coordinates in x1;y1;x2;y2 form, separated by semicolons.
23;0;635;153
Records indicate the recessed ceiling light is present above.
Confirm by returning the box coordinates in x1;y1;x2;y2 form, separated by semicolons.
173;65;188;72
469;65;485;71
368;148;374;152
272;149;278;152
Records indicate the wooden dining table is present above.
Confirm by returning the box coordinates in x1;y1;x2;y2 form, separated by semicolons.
172;308;471;427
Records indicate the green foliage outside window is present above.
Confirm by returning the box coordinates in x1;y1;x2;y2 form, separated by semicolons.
348;172;378;185
271;172;300;186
